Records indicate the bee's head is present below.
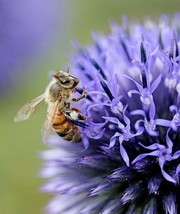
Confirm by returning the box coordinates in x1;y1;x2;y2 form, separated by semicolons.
53;70;79;89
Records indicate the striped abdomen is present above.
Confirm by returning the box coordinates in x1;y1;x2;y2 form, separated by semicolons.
52;111;81;142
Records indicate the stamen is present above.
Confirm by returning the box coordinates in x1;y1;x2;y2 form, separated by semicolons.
140;43;148;88
175;39;179;63
85;73;94;81
120;39;131;62
169;39;174;60
140;42;147;64
90;58;107;80
77;63;85;71
159;32;164;50
77;63;94;80
100;79;114;101
95;42;102;53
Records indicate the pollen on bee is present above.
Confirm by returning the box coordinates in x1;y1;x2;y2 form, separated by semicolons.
70;110;79;120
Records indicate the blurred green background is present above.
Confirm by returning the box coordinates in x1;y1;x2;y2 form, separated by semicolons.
1;1;180;213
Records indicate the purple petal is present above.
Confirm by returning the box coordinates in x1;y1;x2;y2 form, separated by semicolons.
81;136;89;151
103;116;119;124
103;116;124;129
111;96;123;105
109;133;120;148
150;74;162;93
112;73;119;94
123;74;143;92
149;99;156;119
88;128;106;139
134;119;144;131
166;129;173;151
172;150;180;159
132;150;159;164
146;126;159;137
134;126;144;135
130;109;145;116
159;159;176;183
92;121;108;130
139;142;160;151
119;137;130;166
169;105;178;113
155;119;172;127
122;105;130;125
86;102;108;112
128;89;140;97
88;91;107;96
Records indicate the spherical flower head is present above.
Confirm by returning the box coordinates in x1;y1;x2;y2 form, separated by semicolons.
40;15;180;214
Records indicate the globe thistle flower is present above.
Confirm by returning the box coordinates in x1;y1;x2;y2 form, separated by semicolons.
0;0;65;95
40;15;180;214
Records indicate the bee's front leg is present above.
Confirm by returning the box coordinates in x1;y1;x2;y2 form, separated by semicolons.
72;87;87;102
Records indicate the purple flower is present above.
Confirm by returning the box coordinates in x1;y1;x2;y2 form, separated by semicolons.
0;0;65;95
41;15;180;214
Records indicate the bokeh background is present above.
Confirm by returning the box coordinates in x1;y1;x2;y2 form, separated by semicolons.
1;1;180;213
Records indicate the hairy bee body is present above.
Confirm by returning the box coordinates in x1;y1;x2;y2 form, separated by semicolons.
52;110;81;142
14;70;87;143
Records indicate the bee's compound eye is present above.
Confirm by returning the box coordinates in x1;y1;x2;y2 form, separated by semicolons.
59;76;70;84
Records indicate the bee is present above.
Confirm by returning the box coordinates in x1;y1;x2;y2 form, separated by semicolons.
14;70;87;142
52;107;87;142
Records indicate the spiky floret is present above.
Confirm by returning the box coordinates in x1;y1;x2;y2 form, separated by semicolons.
40;15;180;214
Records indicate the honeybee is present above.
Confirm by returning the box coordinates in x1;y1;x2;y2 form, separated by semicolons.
14;70;87;142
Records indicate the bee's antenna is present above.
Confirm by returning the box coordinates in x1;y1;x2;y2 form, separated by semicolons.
67;67;70;73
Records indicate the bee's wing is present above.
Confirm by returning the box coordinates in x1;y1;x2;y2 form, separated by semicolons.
41;100;59;143
14;94;45;122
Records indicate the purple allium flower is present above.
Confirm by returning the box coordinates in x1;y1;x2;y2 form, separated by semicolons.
40;15;180;214
0;0;65;95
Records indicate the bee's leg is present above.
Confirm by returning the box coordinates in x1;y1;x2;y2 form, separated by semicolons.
72;87;87;102
65;102;70;109
62;108;71;115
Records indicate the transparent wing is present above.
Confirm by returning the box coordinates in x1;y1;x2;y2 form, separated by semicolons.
41;100;60;143
14;94;45;122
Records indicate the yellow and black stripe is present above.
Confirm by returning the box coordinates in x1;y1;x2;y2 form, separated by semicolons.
52;111;81;142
